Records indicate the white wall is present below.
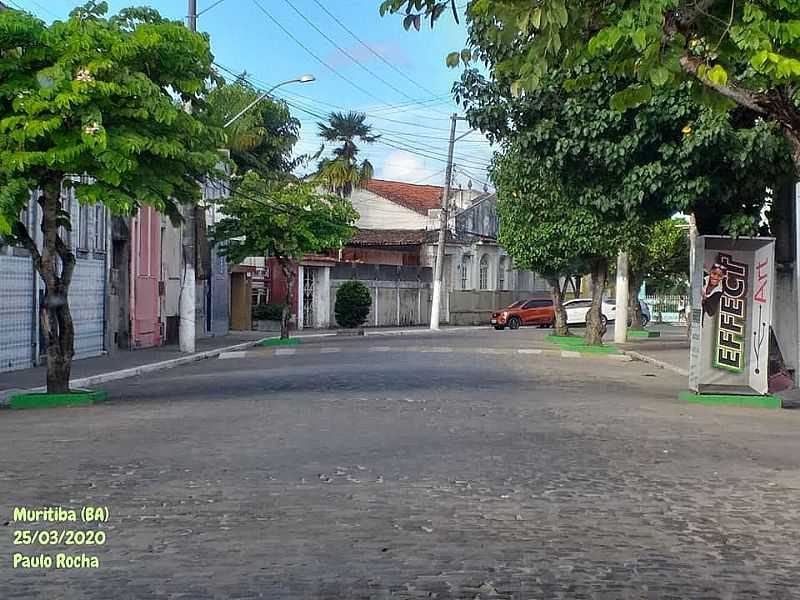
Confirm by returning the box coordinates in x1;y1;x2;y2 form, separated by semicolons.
349;188;428;230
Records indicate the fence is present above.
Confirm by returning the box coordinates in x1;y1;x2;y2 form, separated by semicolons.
642;294;688;323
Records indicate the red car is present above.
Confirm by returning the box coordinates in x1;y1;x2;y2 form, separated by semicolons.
491;297;555;330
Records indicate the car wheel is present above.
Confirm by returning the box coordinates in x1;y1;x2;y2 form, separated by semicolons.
494;325;505;331
600;314;608;327
508;316;521;330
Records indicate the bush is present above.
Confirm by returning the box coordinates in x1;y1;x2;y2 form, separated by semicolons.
252;303;285;321
335;280;371;328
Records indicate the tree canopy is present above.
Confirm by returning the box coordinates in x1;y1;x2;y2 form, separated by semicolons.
0;1;225;392
316;111;379;196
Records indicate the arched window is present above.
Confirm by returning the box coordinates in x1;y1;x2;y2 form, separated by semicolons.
461;255;471;289
498;257;507;290
479;254;489;290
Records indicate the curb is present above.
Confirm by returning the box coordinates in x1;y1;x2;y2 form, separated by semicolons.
620;350;688;376
0;337;269;405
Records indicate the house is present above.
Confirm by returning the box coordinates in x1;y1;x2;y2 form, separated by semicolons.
259;178;547;330
1;183;109;373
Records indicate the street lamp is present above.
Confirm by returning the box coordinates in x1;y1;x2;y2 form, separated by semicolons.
224;75;315;128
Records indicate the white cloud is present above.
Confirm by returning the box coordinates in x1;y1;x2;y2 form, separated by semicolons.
378;151;439;183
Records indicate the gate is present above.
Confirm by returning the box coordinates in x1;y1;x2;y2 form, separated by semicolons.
131;206;162;348
303;268;315;328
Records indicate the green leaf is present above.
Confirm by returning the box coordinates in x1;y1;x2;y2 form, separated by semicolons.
706;64;728;85
446;51;461;67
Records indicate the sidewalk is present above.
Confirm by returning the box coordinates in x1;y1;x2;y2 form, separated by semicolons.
0;331;267;400
618;324;690;375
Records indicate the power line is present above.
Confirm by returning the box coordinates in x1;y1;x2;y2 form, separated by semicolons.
310;0;443;99
197;0;227;17
283;0;437;106
250;0;391;106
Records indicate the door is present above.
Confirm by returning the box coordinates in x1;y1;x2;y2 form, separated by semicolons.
131;206;162;348
229;272;252;331
533;298;554;323
303;268;315;328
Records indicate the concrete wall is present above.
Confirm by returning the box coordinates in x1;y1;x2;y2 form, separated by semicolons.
329;262;433;328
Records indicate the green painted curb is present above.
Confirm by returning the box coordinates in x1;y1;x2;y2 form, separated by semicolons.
545;335;583;345
259;337;302;347
678;390;782;409
559;344;619;354
10;389;108;410
627;330;661;338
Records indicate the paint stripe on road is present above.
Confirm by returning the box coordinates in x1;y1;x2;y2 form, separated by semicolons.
517;349;543;355
420;347;453;353
561;350;582;358
477;348;507;355
219;351;248;360
370;346;391;352
274;348;297;356
319;347;341;354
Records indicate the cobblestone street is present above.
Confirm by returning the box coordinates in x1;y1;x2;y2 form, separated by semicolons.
2;328;800;599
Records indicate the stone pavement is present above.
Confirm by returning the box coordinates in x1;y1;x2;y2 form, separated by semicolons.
2;328;800;599
0;331;268;397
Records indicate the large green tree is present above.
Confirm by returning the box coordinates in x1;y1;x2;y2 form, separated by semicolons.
0;2;224;393
203;77;301;177
382;0;800;173
213;173;358;339
492;146;623;343
316;111;379;196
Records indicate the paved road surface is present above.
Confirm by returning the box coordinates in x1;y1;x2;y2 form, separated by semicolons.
2;328;799;599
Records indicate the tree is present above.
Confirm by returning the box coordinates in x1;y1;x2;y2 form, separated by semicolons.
334;280;372;329
492;146;621;344
0;3;224;393
316;111;379;196
203;77;301;177
626;218;691;330
212;173;358;339
382;0;800;175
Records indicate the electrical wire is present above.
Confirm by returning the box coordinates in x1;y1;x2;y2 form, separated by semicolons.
250;0;392;107
310;0;443;100
283;0;440;107
197;0;227;17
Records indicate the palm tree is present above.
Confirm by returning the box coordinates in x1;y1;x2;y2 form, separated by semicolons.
316;111;379;196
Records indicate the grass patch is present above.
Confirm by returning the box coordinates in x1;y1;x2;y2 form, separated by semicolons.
259;337;302;347
627;330;661;338
678;390;782;409
10;389;107;410
545;335;583;345
560;344;619;354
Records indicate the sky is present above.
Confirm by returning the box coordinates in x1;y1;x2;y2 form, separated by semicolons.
11;0;495;190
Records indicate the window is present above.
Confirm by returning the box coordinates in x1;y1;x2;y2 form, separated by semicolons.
93;204;106;252
479;254;489;290
523;299;552;309
498;257;507;290
78;203;90;250
461;256;471;289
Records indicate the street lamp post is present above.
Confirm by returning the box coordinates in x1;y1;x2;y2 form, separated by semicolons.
224;75;315;128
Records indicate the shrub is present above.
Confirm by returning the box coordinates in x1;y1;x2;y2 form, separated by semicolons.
252;303;285;321
335;280;372;328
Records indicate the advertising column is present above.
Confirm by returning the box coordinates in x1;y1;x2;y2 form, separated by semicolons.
689;236;775;395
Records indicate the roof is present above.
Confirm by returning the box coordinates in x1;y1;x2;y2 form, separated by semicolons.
364;179;443;215
349;228;427;247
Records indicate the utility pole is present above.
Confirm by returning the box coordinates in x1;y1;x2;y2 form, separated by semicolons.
430;113;459;330
180;0;198;353
613;251;629;344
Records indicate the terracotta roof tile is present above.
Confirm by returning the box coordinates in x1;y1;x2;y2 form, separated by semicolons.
349;228;427;247
364;179;443;214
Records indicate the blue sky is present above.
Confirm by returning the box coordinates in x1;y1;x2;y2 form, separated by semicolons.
12;0;494;189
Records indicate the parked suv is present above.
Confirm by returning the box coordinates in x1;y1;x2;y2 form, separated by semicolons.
491;297;554;330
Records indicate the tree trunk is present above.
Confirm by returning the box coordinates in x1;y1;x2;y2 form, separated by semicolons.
280;259;294;340
627;269;644;331
19;180;77;394
546;276;569;336
584;257;608;346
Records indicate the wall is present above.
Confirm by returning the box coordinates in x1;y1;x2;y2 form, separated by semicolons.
329;262;433;328
349;188;428;230
0;252;35;372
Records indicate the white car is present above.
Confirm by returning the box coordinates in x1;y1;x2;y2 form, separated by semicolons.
562;298;612;326
562;298;650;327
